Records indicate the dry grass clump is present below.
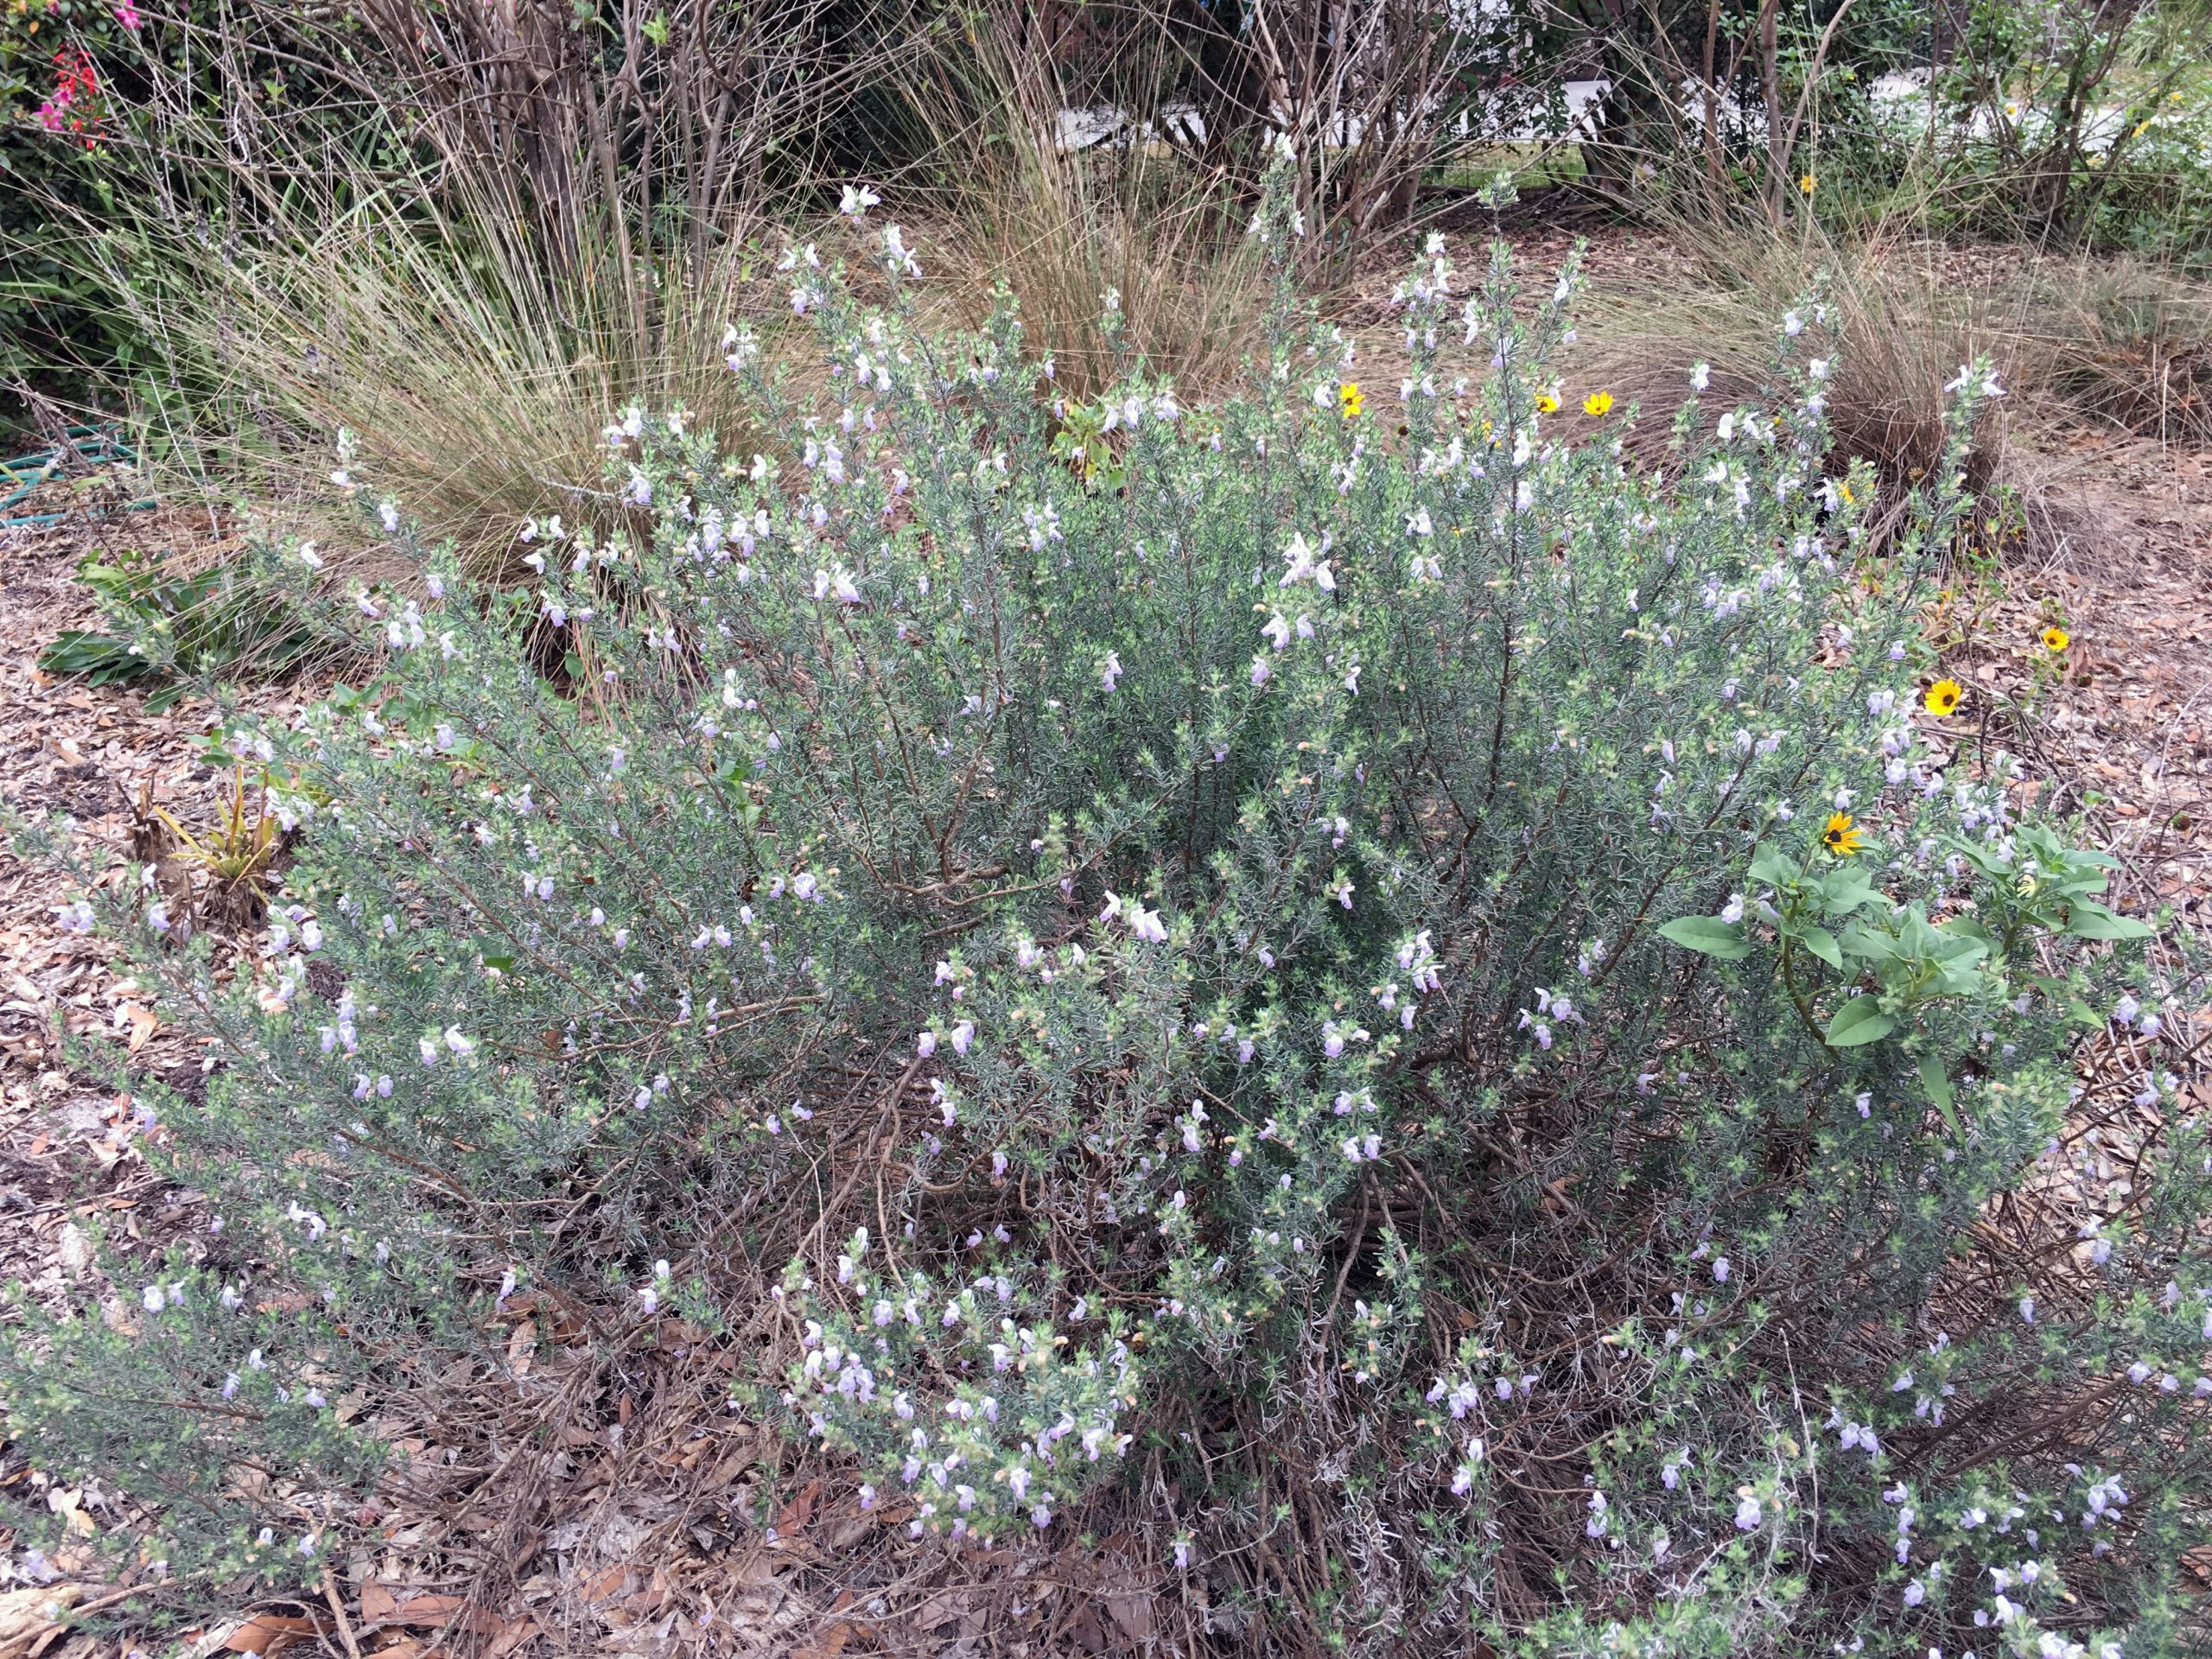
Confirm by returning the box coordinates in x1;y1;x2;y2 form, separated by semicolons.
93;173;806;578
100;84;1270;584
899;11;1274;405
115;154;1266;583
1578;213;2212;551
2037;254;2212;444
933;150;1271;407
42;0;910;580
1579;212;2032;548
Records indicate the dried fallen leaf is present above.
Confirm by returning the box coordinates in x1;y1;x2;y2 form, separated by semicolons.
358;1586;502;1635
913;1591;971;1634
44;1489;95;1540
579;1567;632;1609
790;1618;856;1659
2183;1543;2212;1590
775;1478;823;1535
1104;1588;1154;1642
220;1611;323;1655
0;1584;83;1659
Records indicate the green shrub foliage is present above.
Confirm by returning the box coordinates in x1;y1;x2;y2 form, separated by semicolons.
9;179;2202;1656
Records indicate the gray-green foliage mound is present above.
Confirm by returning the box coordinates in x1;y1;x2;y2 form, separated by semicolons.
9;177;2202;1656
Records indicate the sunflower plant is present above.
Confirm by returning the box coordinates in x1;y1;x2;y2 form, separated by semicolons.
1662;769;2160;1125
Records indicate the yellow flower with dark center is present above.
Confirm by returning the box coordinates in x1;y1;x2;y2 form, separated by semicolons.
1535;391;1560;416
1338;382;1363;421
1821;811;1866;856
1924;677;1964;716
1583;390;1615;417
2040;625;2069;652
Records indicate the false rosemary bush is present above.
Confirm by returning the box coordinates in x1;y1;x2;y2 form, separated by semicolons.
8;177;2202;1656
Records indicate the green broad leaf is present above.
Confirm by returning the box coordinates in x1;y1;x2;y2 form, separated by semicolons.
1838;925;1897;962
1658;916;1751;959
1949;842;2004;881
2064;902;2152;942
1819;869;1878;916
1930;930;1988;964
1797;925;1843;969
38;629;156;685
1918;1052;1959;1134
1825;997;1895;1046
1932;961;1985;996
1748;849;1796;889
2048;865;2111;899
1944;918;1999;952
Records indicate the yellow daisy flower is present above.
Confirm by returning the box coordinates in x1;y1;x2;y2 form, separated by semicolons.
1583;390;1615;417
2040;625;2069;652
1338;382;1363;421
1799;173;1816;197
1821;811;1866;856
1924;678;1964;717
1535;391;1560;416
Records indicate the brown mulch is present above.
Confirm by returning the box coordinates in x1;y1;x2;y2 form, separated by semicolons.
1964;431;2212;925
0;228;2207;1657
0;498;285;1314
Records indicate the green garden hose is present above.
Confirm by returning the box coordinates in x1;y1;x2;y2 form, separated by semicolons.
0;424;157;528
